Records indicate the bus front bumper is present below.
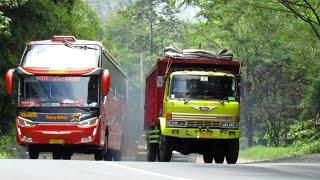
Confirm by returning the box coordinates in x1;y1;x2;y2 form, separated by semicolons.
16;123;101;145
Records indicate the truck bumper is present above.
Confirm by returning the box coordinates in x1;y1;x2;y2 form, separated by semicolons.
161;127;240;139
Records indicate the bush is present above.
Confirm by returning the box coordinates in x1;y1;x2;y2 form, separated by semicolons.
0;136;12;159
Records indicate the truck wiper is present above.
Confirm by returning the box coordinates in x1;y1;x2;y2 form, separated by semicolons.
184;99;191;104
217;99;225;105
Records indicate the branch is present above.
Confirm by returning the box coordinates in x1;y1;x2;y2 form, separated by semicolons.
245;1;293;13
303;0;320;25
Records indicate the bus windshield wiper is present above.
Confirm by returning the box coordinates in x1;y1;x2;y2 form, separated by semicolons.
63;41;98;50
59;102;95;112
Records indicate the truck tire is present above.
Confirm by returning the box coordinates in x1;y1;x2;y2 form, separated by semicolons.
104;149;113;161
95;137;106;161
225;139;239;164
28;146;39;159
203;153;214;163
214;147;225;164
113;150;122;161
147;143;158;162
158;136;172;162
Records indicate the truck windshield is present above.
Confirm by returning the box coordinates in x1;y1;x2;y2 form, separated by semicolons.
170;75;236;100
21;44;100;69
19;76;99;107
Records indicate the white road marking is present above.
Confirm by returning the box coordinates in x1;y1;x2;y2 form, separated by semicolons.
105;162;192;180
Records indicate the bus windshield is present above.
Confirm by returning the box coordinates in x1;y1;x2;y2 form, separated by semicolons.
21;44;100;69
170;75;236;100
19;76;99;107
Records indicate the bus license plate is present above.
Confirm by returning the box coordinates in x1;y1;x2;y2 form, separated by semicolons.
49;139;65;144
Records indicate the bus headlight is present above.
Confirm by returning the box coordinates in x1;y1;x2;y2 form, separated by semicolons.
17;117;36;127
77;117;98;127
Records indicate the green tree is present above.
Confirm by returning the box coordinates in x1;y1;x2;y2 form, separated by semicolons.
0;0;101;134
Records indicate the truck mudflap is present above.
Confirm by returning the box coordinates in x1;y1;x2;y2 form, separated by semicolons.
160;117;240;139
147;126;160;143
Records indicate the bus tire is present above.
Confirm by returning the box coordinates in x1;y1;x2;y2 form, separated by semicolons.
61;152;72;160
94;149;104;161
28;146;39;159
52;152;61;160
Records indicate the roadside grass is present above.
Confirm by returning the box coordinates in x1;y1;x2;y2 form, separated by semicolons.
239;141;320;161
0;135;12;159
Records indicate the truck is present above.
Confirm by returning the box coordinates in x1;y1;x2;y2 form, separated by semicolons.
5;36;128;160
144;47;241;164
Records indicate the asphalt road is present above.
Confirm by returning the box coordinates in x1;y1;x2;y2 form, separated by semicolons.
0;160;319;180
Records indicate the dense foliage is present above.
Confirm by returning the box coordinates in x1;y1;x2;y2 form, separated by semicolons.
0;0;100;134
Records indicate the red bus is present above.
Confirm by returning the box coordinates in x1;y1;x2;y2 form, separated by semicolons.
5;36;127;160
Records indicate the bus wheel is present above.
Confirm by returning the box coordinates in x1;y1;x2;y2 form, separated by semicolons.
52;152;61;160
62;152;72;160
94;149;104;161
158;136;172;162
203;153;214;163
225;139;239;164
28;146;39;159
147;143;158;162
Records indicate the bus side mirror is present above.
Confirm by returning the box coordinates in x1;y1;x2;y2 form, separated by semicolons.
5;69;15;95
101;70;110;95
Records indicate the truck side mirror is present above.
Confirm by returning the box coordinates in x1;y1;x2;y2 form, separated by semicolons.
5;69;15;95
101;70;110;95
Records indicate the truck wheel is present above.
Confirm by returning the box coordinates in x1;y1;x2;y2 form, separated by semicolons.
113;150;122;161
147;143;158;162
203;153;214;163
225;139;239;164
214;147;225;164
104;149;113;161
28;146;39;159
159;136;172;162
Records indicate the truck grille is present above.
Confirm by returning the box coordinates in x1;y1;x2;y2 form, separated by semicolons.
172;112;234;121
171;112;235;128
187;121;220;128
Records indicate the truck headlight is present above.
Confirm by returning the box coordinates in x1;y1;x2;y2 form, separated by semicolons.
167;120;186;127
77;117;98;127
17;117;36;127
